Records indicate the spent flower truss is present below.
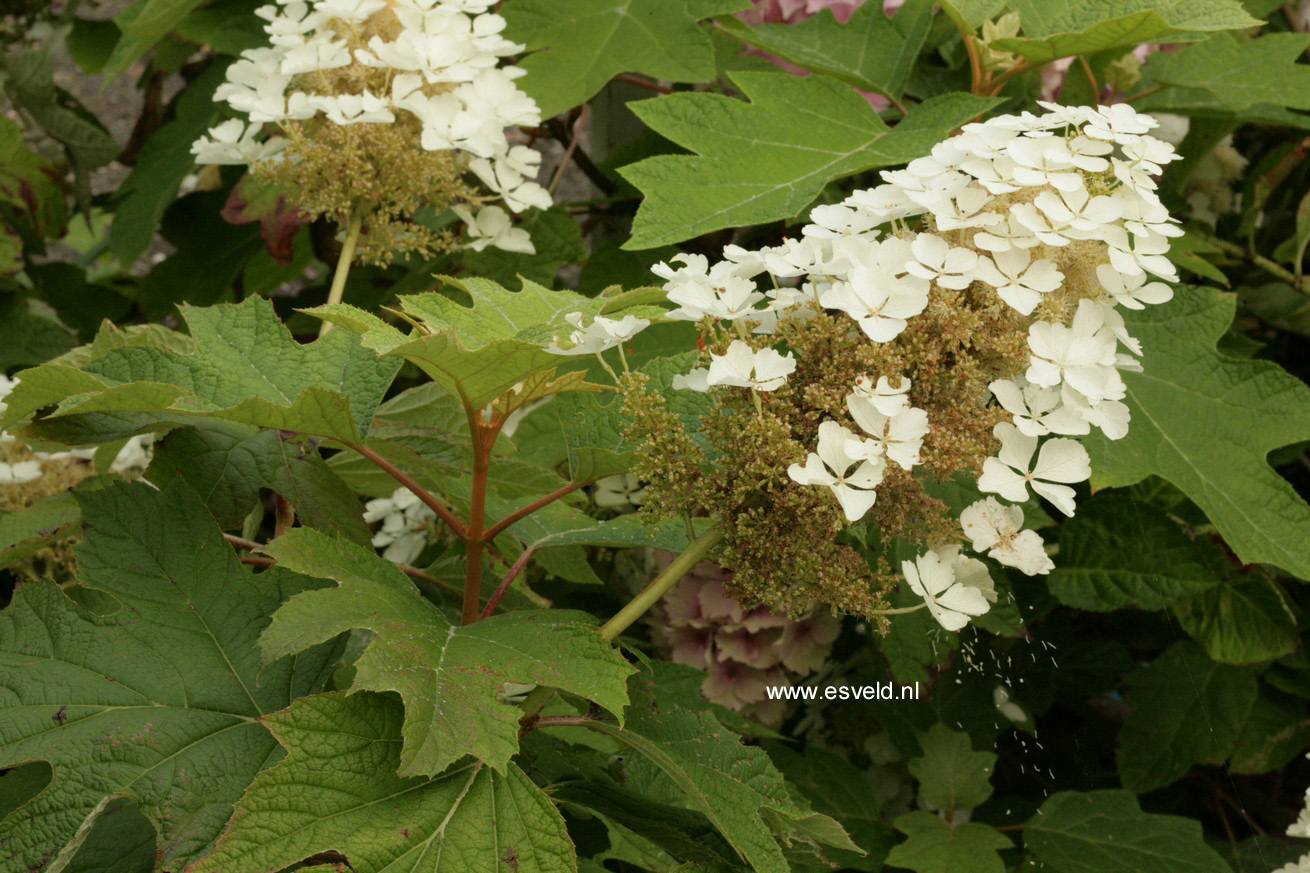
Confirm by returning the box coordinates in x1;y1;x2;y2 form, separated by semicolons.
628;102;1179;630
191;0;550;261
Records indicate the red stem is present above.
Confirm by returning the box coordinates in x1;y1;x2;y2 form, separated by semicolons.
345;441;468;540
479;546;535;620
461;406;503;624
481;480;591;543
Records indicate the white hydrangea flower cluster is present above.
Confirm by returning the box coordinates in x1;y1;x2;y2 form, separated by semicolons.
649;102;1181;631
191;0;549;253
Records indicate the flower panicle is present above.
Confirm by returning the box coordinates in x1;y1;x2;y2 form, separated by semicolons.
191;0;550;259
640;101;1181;630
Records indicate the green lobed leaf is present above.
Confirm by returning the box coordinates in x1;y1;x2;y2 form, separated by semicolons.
0;480;341;871
584;705;858;873
992;0;1260;64
62;799;157;873
259;527;635;776
1144;34;1310;113
620;72;1002;248
502;0;750;118
192;692;578;873
148;421;372;542
1174;576;1298;665
885;812;1011;873
1083;288;1310;581
1227;688;1310;776
312;278;661;410
3;296;400;446
908;725;997;815
937;0;1008;32
718;0;934;99
1115;641;1257;793
767;745;894;871
1047;493;1224;611
1025;790;1233;873
552;781;744;869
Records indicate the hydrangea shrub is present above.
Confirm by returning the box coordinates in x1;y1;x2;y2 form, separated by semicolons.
2;1;1310;871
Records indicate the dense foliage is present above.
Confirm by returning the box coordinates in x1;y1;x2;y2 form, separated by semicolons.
2;1;1310;872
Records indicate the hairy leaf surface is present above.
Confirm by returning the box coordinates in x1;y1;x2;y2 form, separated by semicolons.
993;0;1259;63
620;73;1001;248
503;0;749;118
1084;289;1310;580
193;692;577;873
585;706;857;873
1025;790;1233;872
719;0;934;98
312;278;662;409
260;528;635;776
0;481;339;871
1048;493;1224;611
3;296;399;446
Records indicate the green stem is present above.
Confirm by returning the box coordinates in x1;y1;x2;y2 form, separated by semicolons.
1194;229;1309;296
599;525;723;643
869;603;928;616
318;210;364;337
519;524;724;724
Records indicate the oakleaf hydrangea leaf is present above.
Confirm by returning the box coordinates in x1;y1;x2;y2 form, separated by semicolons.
586;705;858;873
312;278;663;410
1048;493;1224;611
1025;790;1234;872
1115;641;1257;793
1143;33;1310;112
907;725;996;814
885;812;1011;873
1083;289;1310;580
502;0;750;118
1175;577;1298;666
2;296;400;446
718;0;934;99
620;73;1001;248
991;0;1260;63
0;481;340;872
193;692;576;873
259;528;635;776
149;421;372;541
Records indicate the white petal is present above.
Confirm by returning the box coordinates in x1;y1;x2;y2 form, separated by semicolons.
978;457;1031;503
1031;438;1091;484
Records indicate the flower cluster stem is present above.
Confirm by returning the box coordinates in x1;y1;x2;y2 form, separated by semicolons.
519;523;724;726
319;209;363;337
599;524;723;643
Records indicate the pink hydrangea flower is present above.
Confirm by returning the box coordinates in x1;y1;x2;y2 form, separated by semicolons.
648;554;841;726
